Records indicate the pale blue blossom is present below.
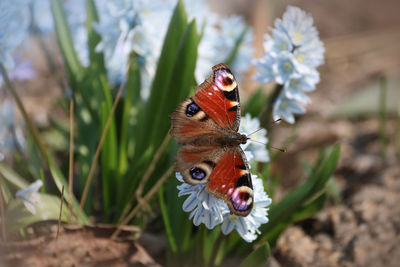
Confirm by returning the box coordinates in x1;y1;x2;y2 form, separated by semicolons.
64;0;90;66
94;0;253;93
253;6;324;124
32;0;54;34
195;13;253;82
273;95;306;124
239;114;269;163
176;172;271;242
275;6;319;47
0;0;31;86
221;175;271;242
176;172;225;229
16;180;43;215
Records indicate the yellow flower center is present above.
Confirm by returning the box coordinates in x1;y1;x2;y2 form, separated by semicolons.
229;214;238;221
291;79;299;86
279;43;287;51
294;32;303;42
296;54;305;63
283;62;292;71
281;102;289;109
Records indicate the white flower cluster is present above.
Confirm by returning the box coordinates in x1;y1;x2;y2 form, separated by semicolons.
176;115;271;242
253;6;324;124
92;0;253;96
0;0;31;86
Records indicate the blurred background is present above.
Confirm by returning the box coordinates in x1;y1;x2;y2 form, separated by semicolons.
1;0;400;266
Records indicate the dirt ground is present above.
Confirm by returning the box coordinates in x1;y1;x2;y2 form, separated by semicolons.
2;0;400;266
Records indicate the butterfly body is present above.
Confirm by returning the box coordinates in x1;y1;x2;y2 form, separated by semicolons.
170;64;253;216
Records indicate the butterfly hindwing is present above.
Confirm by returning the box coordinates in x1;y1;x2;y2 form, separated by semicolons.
175;145;224;185
175;145;253;216
206;147;253;216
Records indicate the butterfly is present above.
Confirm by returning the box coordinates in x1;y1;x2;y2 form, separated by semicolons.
170;63;253;216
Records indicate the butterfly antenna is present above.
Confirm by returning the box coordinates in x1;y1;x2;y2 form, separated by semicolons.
247;128;264;137
248;139;267;146
270;145;286;153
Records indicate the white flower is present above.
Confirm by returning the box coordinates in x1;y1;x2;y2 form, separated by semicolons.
94;0;253;93
63;0;90;66
275;6;318;47
253;5;324;124
239;114;269;163
221;175;271;242
273;95;306;124
0;0;31;87
16;180;43;215
176;173;225;229
32;0;54;34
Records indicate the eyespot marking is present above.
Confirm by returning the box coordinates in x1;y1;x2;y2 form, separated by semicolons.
190;167;206;180
231;186;253;211
186;102;200;117
214;69;237;92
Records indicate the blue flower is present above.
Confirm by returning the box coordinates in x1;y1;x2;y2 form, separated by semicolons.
32;0;54;34
0;0;31;87
253;6;324;124
94;0;253;92
176;173;225;229
16;180;43;215
63;0;90;66
273;95;306;124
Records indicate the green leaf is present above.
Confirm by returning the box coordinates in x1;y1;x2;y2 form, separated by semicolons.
225;26;248;66
243;87;268;117
150;19;199;148
118;54;142;177
262;145;340;236
158;186;177;252
290;192;327;222
100;76;118;215
86;0;106;74
240;242;271;267
5;194;68;234
0;163;29;190
48;159;89;224
135;0;188;156
50;0;84;80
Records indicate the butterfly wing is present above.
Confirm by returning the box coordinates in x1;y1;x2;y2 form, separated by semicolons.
193;63;241;131
206;147;253;216
170;63;253;216
175;145;253;216
170;63;241;145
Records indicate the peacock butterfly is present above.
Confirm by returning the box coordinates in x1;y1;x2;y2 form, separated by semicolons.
170;63;253;217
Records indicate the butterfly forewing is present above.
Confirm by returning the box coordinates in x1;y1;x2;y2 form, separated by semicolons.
193;64;241;131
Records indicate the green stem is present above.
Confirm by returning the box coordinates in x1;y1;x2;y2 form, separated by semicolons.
379;76;388;160
207;231;225;267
